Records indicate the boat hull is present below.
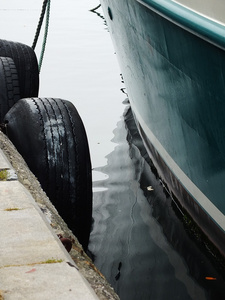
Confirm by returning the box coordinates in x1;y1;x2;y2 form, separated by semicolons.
100;0;225;256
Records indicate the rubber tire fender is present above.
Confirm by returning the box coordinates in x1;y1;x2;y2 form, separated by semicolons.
4;98;92;250
0;39;39;98
0;57;20;122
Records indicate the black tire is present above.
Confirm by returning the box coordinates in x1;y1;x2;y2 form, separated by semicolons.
4;98;92;249
0;57;20;122
0;39;39;98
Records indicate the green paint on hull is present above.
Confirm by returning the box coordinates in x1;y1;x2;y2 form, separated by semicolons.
100;0;225;254
138;0;225;50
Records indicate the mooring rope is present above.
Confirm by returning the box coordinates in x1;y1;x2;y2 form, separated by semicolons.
38;0;51;72
32;0;51;72
32;0;49;50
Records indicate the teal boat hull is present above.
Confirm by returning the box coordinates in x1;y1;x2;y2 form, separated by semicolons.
100;0;225;256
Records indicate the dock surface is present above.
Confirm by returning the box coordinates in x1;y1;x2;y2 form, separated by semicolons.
0;147;99;299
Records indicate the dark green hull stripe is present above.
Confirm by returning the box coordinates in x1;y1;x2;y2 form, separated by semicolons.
137;0;225;50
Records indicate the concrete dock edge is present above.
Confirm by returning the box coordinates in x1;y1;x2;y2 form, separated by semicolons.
0;131;119;300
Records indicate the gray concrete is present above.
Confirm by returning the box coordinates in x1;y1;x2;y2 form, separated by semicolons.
0;149;99;300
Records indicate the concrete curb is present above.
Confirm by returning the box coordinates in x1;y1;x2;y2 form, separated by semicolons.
0;148;99;299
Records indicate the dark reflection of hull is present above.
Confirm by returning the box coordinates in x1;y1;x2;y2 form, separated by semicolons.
89;102;225;300
124;105;225;297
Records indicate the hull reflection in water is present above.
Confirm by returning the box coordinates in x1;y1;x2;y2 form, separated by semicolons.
89;102;225;300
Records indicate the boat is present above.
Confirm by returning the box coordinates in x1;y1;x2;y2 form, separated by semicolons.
99;0;225;257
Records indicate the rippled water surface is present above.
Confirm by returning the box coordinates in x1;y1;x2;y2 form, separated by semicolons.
1;1;225;299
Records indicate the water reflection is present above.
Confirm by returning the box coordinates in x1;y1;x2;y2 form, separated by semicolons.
89;102;225;300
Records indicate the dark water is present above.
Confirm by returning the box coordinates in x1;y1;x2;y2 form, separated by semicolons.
89;101;225;300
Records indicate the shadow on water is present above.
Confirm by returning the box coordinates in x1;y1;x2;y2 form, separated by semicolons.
88;100;225;300
89;4;108;30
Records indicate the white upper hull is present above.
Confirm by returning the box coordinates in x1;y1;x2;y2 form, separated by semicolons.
173;0;225;25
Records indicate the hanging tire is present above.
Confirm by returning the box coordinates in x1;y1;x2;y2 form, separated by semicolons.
4;98;92;250
0;39;39;98
0;57;20;122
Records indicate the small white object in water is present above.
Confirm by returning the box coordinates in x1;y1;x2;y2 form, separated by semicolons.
147;186;154;191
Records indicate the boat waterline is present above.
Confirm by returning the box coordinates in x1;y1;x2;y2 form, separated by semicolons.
132;101;225;233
